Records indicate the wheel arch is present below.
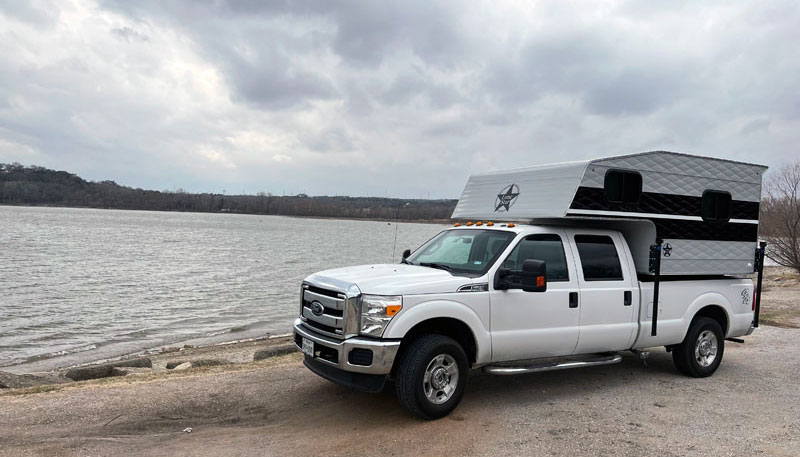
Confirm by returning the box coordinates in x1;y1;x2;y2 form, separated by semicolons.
683;292;732;339
393;317;479;372
693;304;730;336
383;299;490;366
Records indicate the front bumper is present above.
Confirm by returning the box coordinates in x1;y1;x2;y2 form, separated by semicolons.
293;318;401;375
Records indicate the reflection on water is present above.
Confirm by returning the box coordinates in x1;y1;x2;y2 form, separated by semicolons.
0;206;446;372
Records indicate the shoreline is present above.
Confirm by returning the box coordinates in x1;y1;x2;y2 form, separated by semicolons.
0;202;455;224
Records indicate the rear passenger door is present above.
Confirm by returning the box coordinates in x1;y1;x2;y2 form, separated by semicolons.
567;231;638;354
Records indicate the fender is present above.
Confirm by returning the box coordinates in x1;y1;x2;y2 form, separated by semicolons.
681;292;733;337
383;299;492;365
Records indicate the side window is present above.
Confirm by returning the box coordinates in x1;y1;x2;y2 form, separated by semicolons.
702;190;732;222
574;235;624;281
604;170;642;204
503;234;569;281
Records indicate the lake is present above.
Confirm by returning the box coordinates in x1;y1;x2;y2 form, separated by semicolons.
0;206;447;372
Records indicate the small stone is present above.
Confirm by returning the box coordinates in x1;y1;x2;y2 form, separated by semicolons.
161;347;180;353
172;362;192;371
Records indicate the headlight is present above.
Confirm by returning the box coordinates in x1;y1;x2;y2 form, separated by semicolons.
359;294;403;337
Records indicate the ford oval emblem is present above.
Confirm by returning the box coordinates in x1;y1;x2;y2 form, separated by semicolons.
310;301;325;316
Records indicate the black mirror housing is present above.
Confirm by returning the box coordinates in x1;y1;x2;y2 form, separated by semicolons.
494;260;547;292
402;249;411;260
520;259;547;292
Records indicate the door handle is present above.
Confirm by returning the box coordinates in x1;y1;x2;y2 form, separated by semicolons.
569;292;579;308
624;290;632;306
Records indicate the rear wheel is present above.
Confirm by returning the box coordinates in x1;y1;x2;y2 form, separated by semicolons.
672;317;724;377
394;334;468;420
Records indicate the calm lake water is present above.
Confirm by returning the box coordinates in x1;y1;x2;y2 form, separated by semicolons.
0;206;447;372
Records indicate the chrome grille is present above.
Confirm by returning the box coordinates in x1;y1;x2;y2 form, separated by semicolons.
301;284;347;338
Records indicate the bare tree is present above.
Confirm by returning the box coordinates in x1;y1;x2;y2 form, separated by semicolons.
760;161;800;273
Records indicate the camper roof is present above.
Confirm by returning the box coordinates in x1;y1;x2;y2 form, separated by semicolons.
452;150;767;222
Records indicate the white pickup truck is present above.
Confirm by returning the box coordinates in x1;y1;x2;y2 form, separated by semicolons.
293;223;758;419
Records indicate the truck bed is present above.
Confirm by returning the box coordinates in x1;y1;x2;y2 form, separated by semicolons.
633;277;754;349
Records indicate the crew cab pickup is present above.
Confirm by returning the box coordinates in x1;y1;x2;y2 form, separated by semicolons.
294;223;758;419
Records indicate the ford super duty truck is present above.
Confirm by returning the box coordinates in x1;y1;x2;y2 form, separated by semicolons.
293;152;766;419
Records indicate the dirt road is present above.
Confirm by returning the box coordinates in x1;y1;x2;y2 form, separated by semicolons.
1;326;799;457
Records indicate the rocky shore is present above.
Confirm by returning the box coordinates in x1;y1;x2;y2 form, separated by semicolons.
0;334;295;392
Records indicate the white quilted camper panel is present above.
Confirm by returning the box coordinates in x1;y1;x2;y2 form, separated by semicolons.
452;151;767;276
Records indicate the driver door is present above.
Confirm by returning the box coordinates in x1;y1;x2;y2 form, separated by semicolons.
489;230;581;362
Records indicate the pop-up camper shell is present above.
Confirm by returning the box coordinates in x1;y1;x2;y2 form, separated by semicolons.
452;151;767;277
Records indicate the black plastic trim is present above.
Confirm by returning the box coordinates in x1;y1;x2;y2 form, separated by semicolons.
570;186;759;221
303;356;386;393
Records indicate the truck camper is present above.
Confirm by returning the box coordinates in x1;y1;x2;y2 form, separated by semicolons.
294;151;768;419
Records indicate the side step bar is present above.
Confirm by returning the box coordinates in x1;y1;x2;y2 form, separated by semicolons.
483;352;623;375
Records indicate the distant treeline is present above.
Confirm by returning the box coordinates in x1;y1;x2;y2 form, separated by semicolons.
0;163;457;220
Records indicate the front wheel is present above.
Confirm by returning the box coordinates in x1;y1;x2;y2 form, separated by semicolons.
672;317;725;377
394;334;468;420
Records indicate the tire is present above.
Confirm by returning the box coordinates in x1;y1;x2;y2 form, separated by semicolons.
394;334;468;420
672;317;725;378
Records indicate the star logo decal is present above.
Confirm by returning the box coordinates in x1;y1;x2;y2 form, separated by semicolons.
494;184;520;212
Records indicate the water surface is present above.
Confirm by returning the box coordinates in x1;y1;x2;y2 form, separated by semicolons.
0;206;446;372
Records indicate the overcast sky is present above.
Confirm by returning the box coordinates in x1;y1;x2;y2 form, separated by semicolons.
1;1;798;198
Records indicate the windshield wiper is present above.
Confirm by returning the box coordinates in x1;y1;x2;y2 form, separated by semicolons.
419;262;452;272
400;258;414;265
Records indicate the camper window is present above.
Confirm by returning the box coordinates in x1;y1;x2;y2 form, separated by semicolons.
701;190;732;222
604;170;642;204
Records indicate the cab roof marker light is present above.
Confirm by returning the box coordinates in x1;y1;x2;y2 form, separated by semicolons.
454;222;461;227
487;221;494;226
476;221;483;226
466;221;474;226
508;223;516;228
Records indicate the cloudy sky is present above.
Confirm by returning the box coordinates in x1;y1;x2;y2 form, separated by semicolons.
0;0;798;198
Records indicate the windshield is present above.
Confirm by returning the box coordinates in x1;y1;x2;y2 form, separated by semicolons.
406;229;515;276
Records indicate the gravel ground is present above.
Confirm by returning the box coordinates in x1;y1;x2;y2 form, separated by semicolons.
1;326;798;457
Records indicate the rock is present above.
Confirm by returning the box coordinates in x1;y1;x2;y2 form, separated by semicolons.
172;362;192;371
161;347;180;353
165;361;186;370
253;344;297;361
183;344;194;349
65;364;119;381
0;371;72;389
110;358;152;369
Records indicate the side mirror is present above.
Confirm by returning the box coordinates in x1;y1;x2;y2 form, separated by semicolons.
520;259;547;292
493;260;547;292
402;249;411;260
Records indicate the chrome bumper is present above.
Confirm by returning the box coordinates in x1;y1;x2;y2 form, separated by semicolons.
293;318;401;375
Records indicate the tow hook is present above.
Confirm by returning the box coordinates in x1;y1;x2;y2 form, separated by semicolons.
631;350;649;367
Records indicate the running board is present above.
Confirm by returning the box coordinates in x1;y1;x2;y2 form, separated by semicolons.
483;352;623;375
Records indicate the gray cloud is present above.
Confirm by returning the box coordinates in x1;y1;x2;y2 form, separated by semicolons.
0;0;798;198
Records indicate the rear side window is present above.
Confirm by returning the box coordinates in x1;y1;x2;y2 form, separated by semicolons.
702;190;732;222
604;170;642;204
574;235;624;281
503;234;569;281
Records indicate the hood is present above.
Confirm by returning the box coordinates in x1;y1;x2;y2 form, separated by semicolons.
305;264;475;296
